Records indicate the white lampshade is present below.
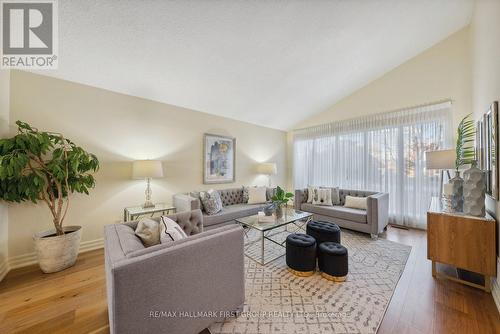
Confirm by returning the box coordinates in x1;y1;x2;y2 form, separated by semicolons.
425;149;455;170
257;162;277;175
132;160;164;179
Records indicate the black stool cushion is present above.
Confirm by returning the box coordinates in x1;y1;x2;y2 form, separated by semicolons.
318;242;348;277
286;233;316;272
306;221;341;245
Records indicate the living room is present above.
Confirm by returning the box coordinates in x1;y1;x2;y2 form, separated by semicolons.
0;1;499;333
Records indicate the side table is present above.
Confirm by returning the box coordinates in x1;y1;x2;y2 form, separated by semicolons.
427;196;496;292
124;203;176;222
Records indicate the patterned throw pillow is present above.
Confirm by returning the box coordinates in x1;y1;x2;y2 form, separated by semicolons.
135;218;160;247
312;188;333;206
199;189;223;215
307;186;318;203
159;216;188;243
320;186;341;205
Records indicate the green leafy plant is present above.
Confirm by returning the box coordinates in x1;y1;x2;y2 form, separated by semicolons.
271;186;294;206
455;114;476;170
0;121;99;235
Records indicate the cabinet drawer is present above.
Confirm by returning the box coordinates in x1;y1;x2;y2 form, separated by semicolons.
427;212;496;276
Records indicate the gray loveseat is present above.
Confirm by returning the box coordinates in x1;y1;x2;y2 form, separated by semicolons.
173;187;272;229
104;209;245;334
295;188;389;239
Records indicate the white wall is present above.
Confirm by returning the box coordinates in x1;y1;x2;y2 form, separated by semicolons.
289;27;472;189
295;27;471;130
0;70;10;280
470;0;500;310
8;70;287;259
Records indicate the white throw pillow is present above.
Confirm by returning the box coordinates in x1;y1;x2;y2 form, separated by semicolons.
307;186;317;203
312;188;333;206
159;216;188;244
248;186;267;204
344;196;368;210
135;218;160;247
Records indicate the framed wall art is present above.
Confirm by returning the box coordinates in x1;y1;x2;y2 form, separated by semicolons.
203;134;236;184
478;102;499;199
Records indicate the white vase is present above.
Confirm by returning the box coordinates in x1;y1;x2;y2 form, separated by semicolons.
448;171;463;212
33;225;82;273
463;164;486;217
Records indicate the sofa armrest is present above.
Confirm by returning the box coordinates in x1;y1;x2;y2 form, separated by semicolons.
173;194;200;212
106;224;245;334
367;192;389;234
295;189;307;210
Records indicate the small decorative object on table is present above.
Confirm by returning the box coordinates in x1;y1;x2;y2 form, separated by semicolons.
441;183;454;213
263;203;275;216
271;186;294;219
257;211;276;223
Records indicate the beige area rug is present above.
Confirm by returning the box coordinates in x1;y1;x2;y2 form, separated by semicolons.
210;228;411;334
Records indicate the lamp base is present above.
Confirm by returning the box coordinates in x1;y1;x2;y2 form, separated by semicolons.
142;201;155;209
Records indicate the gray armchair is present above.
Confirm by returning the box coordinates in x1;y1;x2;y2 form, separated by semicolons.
104;209;245;334
295;188;389;238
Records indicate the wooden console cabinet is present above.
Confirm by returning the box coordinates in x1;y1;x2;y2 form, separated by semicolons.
427;197;497;292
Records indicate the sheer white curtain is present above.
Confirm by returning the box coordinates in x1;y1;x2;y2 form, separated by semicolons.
293;101;453;229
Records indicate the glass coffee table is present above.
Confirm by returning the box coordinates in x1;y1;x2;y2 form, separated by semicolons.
235;208;313;265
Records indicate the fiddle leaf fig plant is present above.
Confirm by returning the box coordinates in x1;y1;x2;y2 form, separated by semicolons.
455;114;476;170
0;121;99;235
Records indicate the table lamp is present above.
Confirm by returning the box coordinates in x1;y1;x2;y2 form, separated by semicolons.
132;160;164;208
425;149;455;198
257;162;277;187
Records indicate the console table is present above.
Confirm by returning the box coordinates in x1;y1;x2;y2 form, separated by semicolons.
124;203;176;222
427;197;496;292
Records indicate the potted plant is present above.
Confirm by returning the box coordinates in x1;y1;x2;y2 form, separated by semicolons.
0;121;99;273
449;114;476;212
271;186;294;219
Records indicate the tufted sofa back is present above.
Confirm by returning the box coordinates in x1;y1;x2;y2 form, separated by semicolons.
338;189;377;205
124;209;203;236
297;188;377;206
217;188;245;206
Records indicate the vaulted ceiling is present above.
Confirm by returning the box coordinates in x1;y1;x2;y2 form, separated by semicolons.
39;0;474;130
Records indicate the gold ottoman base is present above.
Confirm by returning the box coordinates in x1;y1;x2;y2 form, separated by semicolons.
288;268;314;277
321;272;347;282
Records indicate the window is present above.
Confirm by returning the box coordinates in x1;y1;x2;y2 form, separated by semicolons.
293;101;452;229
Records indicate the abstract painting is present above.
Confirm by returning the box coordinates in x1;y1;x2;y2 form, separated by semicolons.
203;134;235;184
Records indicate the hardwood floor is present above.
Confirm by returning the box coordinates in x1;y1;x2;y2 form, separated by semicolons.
0;226;499;334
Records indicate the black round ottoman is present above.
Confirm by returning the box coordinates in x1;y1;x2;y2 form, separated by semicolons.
306;221;341;245
318;242;348;282
286;233;317;277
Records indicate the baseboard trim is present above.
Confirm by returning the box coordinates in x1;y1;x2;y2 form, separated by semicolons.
0;259;8;282
7;238;104;271
492;257;500;314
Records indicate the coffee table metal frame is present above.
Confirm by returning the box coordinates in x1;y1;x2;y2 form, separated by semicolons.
236;209;313;265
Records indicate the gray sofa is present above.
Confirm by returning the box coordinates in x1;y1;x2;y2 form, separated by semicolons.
295;188;389;239
104;209;245;334
173;187;272;229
